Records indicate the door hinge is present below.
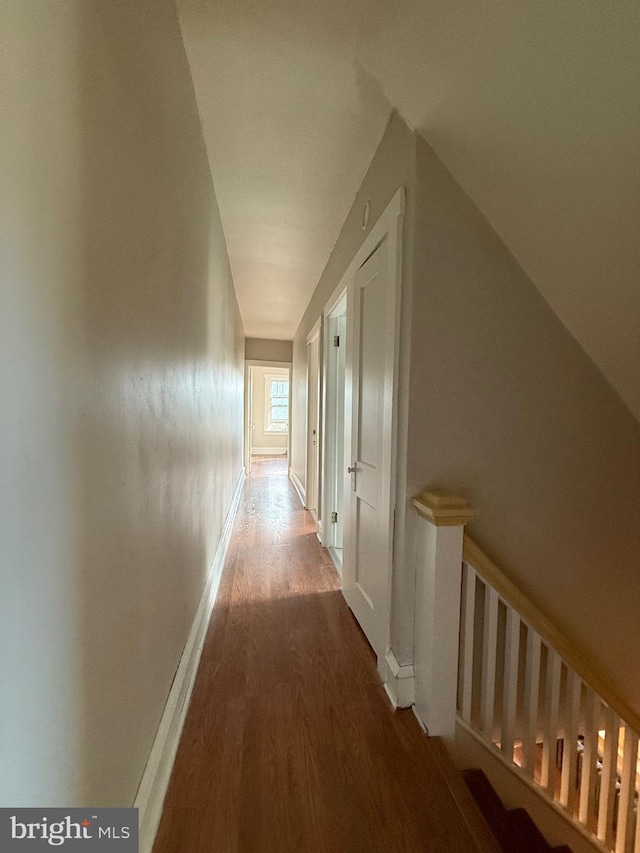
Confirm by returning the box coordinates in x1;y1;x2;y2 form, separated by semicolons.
333;335;340;347
331;511;338;523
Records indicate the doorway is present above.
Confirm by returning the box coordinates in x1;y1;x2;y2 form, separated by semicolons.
305;322;321;524
244;361;291;474
321;291;347;572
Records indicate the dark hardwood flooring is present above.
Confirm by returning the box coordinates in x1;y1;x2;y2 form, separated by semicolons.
153;456;485;852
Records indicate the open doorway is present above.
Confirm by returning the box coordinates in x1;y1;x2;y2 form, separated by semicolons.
244;361;291;474
305;322;321;525
321;290;347;572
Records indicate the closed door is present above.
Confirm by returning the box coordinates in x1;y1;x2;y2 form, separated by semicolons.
343;237;397;665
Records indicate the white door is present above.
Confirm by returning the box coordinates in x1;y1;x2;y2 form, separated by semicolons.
343;236;397;665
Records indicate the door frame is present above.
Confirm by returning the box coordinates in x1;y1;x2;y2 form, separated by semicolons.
340;187;405;674
320;286;347;570
244;359;292;474
305;320;322;531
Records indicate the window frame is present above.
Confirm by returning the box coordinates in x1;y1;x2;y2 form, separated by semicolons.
264;372;289;433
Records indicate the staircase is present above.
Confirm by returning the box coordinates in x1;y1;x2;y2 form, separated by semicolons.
410;490;639;853
463;768;573;853
426;735;573;852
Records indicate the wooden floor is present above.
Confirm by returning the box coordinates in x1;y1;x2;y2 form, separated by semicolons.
153;457;485;852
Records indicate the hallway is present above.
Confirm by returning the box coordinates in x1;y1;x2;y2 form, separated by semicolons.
153;457;487;852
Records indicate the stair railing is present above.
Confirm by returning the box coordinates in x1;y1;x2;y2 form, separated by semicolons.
411;490;640;853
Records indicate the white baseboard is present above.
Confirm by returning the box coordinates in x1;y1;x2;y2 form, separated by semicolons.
288;469;306;507
328;546;343;577
383;649;415;709
251;446;287;456
134;467;245;853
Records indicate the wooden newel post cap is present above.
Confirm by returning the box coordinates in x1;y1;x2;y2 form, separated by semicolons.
411;490;478;527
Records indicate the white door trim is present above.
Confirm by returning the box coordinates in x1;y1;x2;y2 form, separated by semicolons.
305;320;322;523
320;289;347;566
348;188;404;280
244;360;292;472
341;187;405;676
306;318;322;347
243;362;253;474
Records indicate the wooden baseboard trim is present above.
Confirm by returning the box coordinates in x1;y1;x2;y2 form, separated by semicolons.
134;467;245;853
251;447;287;456
288;469;306;508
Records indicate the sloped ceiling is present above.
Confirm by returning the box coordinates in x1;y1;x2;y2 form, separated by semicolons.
178;0;640;420
358;0;640;420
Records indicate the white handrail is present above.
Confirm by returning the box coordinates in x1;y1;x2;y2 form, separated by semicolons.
462;535;640;736
459;535;640;853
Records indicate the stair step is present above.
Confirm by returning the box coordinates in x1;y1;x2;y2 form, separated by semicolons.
509;808;552;852
462;769;574;853
426;739;502;852
462;769;530;853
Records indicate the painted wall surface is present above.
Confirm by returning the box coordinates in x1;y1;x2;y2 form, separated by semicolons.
251;366;289;452
291;108;640;720
402;133;640;714
0;0;244;808
290;112;416;495
245;337;292;363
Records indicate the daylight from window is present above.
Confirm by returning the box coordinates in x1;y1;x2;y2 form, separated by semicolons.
265;375;289;432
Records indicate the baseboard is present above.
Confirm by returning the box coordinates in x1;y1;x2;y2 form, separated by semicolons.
134;467;245;853
251;446;287;456
383;649;415;709
328;546;343;577
288;469;306;507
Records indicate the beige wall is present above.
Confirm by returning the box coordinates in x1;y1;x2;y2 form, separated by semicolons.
402;133;640;714
245;337;292;363
290;112;416;495
1;0;244;808
291;110;640;721
250;366;289;452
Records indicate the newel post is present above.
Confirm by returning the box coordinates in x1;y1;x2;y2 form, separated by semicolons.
411;490;477;744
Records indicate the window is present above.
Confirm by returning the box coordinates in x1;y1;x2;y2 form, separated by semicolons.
264;373;289;432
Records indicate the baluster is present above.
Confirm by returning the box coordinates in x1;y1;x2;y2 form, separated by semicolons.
501;606;520;761
616;726;638;853
541;648;562;794
578;690;601;832
634;765;640;853
522;628;542;779
598;707;621;847
480;585;499;743
458;563;477;723
560;668;581;814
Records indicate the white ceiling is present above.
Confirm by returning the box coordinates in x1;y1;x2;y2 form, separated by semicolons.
178;0;640;420
176;0;393;340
